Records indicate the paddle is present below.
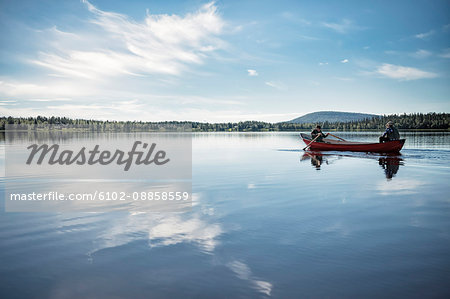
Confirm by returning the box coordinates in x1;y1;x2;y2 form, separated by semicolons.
303;134;321;150
327;133;346;141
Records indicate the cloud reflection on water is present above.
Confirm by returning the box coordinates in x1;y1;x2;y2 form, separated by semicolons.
148;215;222;253
84;192;274;296
87;193;223;259
376;179;425;196
227;260;273;296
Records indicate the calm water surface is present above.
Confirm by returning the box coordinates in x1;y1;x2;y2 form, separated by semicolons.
1;132;449;298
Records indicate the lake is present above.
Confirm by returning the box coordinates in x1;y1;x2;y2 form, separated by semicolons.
1;131;449;298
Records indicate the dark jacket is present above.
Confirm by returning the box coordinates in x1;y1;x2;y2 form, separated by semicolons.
311;129;327;142
383;126;400;140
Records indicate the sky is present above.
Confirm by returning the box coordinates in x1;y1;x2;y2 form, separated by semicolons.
0;0;449;122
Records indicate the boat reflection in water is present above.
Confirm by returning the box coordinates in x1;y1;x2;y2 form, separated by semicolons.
301;151;404;179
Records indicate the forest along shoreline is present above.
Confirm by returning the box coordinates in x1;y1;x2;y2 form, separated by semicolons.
0;112;449;132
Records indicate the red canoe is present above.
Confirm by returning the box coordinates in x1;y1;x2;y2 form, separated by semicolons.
300;133;405;153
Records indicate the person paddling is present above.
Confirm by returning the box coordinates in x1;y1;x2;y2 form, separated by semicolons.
311;125;329;142
379;121;400;143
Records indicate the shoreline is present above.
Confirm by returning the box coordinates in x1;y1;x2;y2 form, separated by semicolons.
1;129;449;133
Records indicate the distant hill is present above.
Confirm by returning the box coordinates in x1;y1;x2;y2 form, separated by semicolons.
287;111;379;124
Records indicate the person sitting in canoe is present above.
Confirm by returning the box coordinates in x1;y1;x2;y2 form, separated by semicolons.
311;125;329;142
379;121;400;143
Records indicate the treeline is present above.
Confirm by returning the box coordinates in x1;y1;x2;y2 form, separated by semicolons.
0;113;448;131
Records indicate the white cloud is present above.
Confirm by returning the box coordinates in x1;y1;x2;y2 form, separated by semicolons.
32;1;225;79
439;48;450;58
322;19;362;34
26;98;72;102
318;62;328;66
265;81;286;90
297;34;320;41
0;100;17;106
334;77;354;82
0;79;247;107
385;49;432;59
411;49;432;58
247;69;258;76
414;30;434;39
341;59;349;63
384;49;433;59
375;63;438;81
265;81;276;88
0;104;302;123
0;80;93;98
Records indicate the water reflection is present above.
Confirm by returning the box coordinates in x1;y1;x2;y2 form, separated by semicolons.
87;194;223;259
301;151;404;180
227;260;273;296
1;132;449;298
378;156;403;180
300;152;328;170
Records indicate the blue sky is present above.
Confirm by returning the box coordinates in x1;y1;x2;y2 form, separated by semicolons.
0;0;449;122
